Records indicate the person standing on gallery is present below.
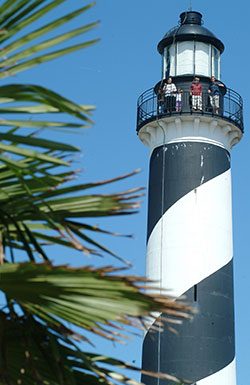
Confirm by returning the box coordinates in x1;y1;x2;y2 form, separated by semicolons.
190;76;203;111
176;88;183;112
163;77;177;113
208;75;225;115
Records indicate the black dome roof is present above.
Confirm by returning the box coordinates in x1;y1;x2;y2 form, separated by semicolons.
157;11;224;54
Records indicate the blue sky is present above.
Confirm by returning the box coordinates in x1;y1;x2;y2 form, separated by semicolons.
13;1;250;383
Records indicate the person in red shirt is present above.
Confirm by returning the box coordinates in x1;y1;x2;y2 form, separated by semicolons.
190;77;203;111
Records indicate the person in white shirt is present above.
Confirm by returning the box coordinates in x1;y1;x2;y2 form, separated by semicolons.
163;77;177;113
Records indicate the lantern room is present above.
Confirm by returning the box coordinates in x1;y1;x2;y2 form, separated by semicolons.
157;11;224;79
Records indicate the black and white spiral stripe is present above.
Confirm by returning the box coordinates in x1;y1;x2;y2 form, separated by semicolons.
141;141;236;385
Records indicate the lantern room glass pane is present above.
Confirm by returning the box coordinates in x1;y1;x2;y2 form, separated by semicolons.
164;46;170;78
195;42;210;76
169;44;176;76
212;47;220;79
177;41;194;75
162;50;166;78
163;44;176;78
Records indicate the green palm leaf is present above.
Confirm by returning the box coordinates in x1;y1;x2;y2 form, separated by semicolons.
0;117;85;128
0;39;99;78
0;313;184;385
1;190;142;262
0;103;94;114
0;132;79;152
0;1;97;77
0;263;192;340
0;22;99;68
0;142;69;165
0;3;94;56
0;1;66;42
0;84;92;121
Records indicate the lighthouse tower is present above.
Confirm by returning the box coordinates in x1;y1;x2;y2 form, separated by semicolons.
137;11;243;385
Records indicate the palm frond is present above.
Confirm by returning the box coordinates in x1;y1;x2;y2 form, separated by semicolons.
0;263;193;341
0;84;92;122
0;313;186;385
0;156;142;263
1;4;96;57
0;1;97;77
0;22;99;68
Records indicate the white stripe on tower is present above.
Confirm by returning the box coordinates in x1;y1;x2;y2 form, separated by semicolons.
197;358;236;385
139;117;241;385
146;167;232;298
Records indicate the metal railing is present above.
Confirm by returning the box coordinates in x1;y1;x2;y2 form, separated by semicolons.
136;87;244;133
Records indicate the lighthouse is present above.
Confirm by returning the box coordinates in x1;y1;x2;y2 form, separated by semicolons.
137;11;243;385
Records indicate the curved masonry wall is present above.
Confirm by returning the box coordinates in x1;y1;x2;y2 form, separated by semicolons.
140;117;239;385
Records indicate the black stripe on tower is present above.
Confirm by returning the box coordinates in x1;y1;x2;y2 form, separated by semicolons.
147;142;230;240
141;260;235;384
